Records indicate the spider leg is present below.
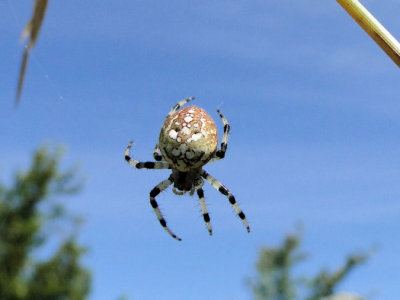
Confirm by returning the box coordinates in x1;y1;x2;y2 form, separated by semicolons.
167;97;195;117
153;144;163;161
201;170;250;233
125;141;171;169
196;188;212;235
209;109;230;163
150;176;181;241
172;187;187;195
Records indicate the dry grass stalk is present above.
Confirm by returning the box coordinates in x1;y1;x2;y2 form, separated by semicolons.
336;0;400;68
16;0;49;104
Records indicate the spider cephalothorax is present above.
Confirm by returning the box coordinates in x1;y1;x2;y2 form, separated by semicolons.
125;97;250;241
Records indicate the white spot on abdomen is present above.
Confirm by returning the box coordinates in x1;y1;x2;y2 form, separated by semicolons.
191;133;202;142
184;116;193;123
168;130;178;140
181;127;191;136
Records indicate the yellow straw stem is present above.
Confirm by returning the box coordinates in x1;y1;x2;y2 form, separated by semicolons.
336;0;400;68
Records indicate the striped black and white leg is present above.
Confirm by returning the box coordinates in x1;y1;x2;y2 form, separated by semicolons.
153;144;163;161
196;188;212;235
210;109;230;162
201;170;250;233
125;141;171;169
167;96;195;117
150;176;181;241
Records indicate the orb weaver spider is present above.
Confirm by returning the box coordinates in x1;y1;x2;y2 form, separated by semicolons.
125;97;250;241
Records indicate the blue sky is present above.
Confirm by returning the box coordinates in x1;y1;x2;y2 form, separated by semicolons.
1;0;400;299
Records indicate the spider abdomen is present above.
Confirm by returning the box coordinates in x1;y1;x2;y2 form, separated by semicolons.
159;106;218;171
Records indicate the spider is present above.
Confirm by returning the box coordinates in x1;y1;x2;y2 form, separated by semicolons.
124;97;250;241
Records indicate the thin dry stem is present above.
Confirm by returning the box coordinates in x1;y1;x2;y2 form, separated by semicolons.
336;0;400;68
16;0;49;104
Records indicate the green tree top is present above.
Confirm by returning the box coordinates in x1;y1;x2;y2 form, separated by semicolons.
249;233;369;300
0;146;90;300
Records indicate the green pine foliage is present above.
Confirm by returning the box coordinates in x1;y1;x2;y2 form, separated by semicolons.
249;233;368;300
0;146;90;300
27;239;90;300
